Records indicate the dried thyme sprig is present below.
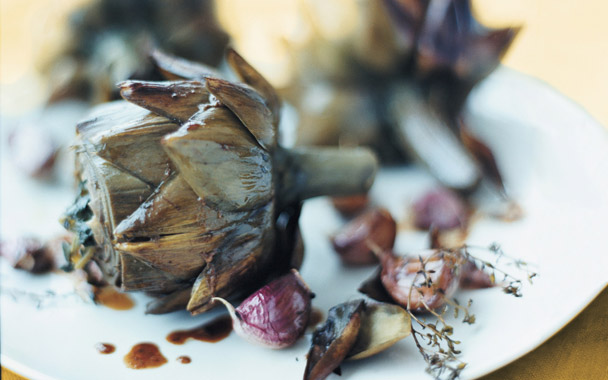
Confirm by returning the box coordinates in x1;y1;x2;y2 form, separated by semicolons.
1;287;92;309
461;243;538;297
405;253;468;379
403;244;536;379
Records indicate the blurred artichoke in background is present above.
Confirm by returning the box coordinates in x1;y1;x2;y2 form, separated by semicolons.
272;0;519;192
62;49;377;315
45;0;229;104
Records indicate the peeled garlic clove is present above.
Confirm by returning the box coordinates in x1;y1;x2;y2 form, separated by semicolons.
213;269;312;349
379;249;461;312
347;302;411;360
331;207;396;265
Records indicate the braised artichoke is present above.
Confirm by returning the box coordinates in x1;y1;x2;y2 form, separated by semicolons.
45;0;228;104
280;0;518;192
62;49;377;315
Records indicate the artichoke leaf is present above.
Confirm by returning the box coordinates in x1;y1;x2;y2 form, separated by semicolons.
205;77;275;151
120;253;191;293
77;153;154;232
119;80;209;123
146;286;193;315
225;48;281;129
114;175;252;239
78;101;179;187
187;202;275;315
163;107;273;211
116;230;224;281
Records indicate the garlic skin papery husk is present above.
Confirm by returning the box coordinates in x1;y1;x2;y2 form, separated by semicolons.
63;48;377;315
213;269;313;348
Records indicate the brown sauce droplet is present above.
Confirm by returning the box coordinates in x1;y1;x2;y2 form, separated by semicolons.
177;355;191;364
94;286;135;310
124;343;167;369
167;315;232;345
308;308;324;328
95;342;115;354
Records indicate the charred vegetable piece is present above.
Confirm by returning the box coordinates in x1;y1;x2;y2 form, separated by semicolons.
304;300;411;379
213;269;312;348
331;208;396;265
64;49;378;315
347;302;411;360
411;187;469;230
304;300;364;380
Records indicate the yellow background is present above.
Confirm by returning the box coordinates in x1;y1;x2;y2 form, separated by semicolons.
1;0;607;379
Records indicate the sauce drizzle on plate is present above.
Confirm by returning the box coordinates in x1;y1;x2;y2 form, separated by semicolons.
124;343;167;369
167;315;232;344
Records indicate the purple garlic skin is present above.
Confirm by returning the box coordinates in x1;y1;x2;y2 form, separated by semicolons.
214;269;312;349
412;188;468;230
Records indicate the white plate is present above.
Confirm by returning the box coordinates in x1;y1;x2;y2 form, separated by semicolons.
1;68;607;380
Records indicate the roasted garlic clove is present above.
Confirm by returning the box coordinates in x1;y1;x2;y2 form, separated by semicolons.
377;249;461;312
0;237;60;274
411;187;469;230
331;208;396;265
213;269;312;348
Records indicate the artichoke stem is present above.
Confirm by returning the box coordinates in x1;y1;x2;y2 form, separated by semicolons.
279;147;378;206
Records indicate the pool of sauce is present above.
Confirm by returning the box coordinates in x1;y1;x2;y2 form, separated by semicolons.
95;342;115;354
124;343;167;369
94;286;135;310
167;315;232;344
177;355;191;364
